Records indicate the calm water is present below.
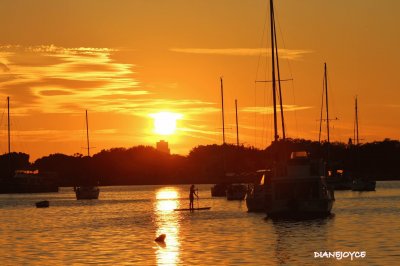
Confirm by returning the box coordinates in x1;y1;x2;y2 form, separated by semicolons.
0;182;399;265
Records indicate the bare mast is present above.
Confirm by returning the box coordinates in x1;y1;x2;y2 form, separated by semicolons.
220;77;226;145
270;0;278;142
86;110;90;157
235;99;239;146
355;96;359;145
324;63;330;144
272;6;285;140
7;97;10;155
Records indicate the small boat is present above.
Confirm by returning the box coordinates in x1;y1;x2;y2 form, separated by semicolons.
245;171;268;212
351;178;376;191
226;183;247;200
35;200;49;208
327;173;352;190
211;183;227;197
75;186;100;200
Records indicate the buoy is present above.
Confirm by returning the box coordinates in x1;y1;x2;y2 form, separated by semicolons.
155;234;166;243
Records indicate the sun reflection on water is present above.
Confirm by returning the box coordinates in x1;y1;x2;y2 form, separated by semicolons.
155;187;181;265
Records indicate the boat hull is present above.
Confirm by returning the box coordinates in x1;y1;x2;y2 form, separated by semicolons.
226;184;247;200
246;196;265;212
351;179;376;191
266;198;334;219
76;186;100;200
211;184;227;197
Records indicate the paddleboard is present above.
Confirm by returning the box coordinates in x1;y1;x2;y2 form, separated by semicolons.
173;207;211;211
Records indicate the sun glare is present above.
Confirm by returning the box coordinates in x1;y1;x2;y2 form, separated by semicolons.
150;112;182;135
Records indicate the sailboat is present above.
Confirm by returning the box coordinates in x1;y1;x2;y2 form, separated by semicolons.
75;110;100;200
351;97;376;191
225;99;248;200
211;77;228;197
0;97;59;193
318;64;352;190
249;0;335;218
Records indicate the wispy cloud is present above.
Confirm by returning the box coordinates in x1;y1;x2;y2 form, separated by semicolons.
170;48;312;60
242;105;312;114
0;45;143;114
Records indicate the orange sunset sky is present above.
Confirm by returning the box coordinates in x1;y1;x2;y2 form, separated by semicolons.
0;0;399;160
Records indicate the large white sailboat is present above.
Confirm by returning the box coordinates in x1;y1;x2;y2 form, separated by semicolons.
246;0;335;218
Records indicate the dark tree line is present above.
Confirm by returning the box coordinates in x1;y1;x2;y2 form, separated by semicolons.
1;139;399;186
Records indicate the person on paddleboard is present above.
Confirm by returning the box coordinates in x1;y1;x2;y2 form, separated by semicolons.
189;184;198;210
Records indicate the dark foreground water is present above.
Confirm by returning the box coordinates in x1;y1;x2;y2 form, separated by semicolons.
0;182;399;265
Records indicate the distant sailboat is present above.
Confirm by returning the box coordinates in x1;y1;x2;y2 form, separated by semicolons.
211;77;228;197
351;97;376;191
0;97;58;194
318;64;351;190
75;110;100;200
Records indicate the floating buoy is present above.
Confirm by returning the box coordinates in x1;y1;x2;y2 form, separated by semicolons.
155;234;166;243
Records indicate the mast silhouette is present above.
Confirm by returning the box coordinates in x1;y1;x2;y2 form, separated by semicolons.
324;63;330;144
354;96;359;145
7;97;10;155
7;97;11;177
235;99;239;146
269;0;278;142
220;77;226;145
86;110;90;157
318;63;336;143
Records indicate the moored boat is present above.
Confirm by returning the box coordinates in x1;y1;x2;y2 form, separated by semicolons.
351;178;376;191
211;183;227;197
75;186;100;200
265;151;335;219
75;110;100;200
246;170;268;212
226;183;247;200
254;0;334;219
0;97;59;194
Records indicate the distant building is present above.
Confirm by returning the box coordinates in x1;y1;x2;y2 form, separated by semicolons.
156;140;170;154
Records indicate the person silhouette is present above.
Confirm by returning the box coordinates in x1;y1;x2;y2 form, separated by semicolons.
189;184;198;210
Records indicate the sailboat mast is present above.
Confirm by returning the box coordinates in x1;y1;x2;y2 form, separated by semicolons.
220;77;226;145
273;11;285;140
7;97;10;155
355;96;359;145
86;110;90;157
270;0;278;142
235;99;239;146
324;63;330;143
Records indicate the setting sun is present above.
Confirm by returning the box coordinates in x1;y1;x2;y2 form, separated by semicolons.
150;112;183;135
